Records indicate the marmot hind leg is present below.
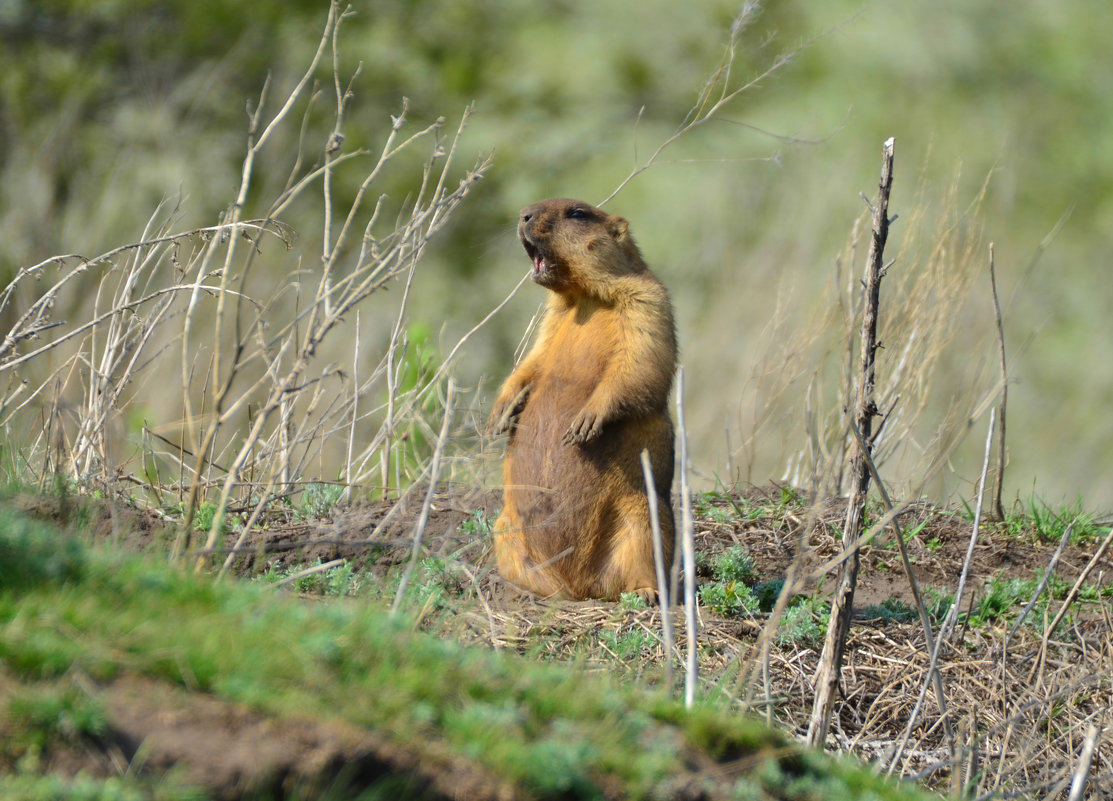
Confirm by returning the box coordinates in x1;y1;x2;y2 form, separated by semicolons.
492;507;562;597
603;498;674;602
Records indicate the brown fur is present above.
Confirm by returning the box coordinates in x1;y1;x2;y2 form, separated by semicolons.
489;198;677;600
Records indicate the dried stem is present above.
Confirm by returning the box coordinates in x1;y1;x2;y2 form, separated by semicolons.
1029;521;1113;683
641;448;674;692
1066;723;1100;801
988;242;1008;521
599;3;801;207
848;418;953;762
392;379;457;615
676;366;699;709
808;137;895;748
0;3;491;570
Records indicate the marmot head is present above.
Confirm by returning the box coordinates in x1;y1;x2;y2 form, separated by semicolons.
518;198;645;295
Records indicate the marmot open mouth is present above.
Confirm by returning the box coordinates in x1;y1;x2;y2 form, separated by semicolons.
522;239;553;280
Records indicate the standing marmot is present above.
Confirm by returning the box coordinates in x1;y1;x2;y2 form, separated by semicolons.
489;198;677;600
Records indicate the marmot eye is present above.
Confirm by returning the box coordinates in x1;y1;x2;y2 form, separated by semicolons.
568;208;588;219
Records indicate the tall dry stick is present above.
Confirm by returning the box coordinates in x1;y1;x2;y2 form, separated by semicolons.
1067;723;1100;801
640;448;674;692
391;378;456;615
807;137;895;748
847;418;953;762
988;242;1008;521
676;366;698;709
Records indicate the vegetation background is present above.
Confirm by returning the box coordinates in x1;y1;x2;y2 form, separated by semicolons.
1;0;1110;508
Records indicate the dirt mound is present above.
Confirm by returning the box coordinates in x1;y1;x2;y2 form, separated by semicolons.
18;673;517;801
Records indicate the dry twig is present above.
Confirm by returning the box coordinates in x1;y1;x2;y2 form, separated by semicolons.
808;137;895;748
675;365;699;709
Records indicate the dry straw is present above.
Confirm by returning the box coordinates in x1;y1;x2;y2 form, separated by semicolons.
0;3;496;566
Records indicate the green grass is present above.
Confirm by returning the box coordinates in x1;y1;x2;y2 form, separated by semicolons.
257;557;370;597
966;573;1043;627
5;685;108;754
0;499;934;801
964;569;1101;631
0;770;205;801
1023;496;1103;544
964;494;1104;545
693;488;804;526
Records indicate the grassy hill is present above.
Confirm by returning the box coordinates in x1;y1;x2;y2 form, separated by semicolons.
0;496;937;801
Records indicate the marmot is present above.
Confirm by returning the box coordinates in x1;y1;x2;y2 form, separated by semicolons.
489;198;677;600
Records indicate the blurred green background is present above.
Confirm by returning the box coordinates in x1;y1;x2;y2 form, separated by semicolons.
1;0;1109;509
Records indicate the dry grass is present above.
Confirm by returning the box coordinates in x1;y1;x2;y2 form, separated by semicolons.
391;492;1112;800
722;167;996;503
0;4;497;563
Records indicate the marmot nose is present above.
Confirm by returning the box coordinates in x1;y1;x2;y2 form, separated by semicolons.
520;211;534;223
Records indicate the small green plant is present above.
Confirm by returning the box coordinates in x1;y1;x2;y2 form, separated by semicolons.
457;509;493;536
697;544;762;617
598;628;655;659
1077;581;1101;604
258;557;365;597
707;506;736;524
710;545;757;583
775;596;829;647
859;598;917;623
618;591;649;611
298;482;344;520
412;554;469;611
925;536;943;554
699;581;759;617
1039;569;1071;601
421;555;466;593
190;500;239;536
777;486;802;508
193;500;217;531
751;578;785;613
322;560;364;597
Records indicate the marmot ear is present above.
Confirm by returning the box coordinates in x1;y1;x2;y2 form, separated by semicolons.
606;216;630;241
